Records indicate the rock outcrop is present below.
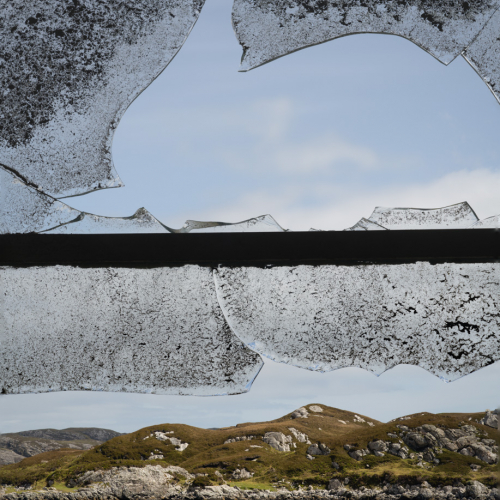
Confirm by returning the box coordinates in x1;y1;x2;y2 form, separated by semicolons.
144;432;188;452
400;424;498;465
308;406;323;413
0;428;120;466
231;468;254;480
224;436;256;444
262;432;292;452
343;423;498;465
1;480;499;500
290;407;309;419
288;428;310;444
480;411;499;430
307;443;331;456
0;449;25;466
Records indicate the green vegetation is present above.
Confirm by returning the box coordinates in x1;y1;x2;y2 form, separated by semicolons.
227;480;277;491
0;406;498;493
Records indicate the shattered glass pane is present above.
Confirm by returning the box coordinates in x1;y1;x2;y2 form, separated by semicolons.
0;265;263;395
214;263;500;381
469;214;500;228
344;218;388;231
0;165;81;234
0;0;205;198
462;8;500;105
366;202;478;229
42;208;169;234
232;0;500;71
0;166;168;234
169;214;286;233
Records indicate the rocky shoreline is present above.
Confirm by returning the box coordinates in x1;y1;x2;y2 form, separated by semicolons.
2;481;500;500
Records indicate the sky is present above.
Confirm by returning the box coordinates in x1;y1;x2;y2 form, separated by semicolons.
1;0;500;433
66;0;500;230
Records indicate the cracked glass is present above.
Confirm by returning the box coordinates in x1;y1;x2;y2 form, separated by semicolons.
0;265;263;395
0;0;205;198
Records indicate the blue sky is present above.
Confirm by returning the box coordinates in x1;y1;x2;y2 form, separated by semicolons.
66;0;500;230
2;361;499;434
2;0;499;433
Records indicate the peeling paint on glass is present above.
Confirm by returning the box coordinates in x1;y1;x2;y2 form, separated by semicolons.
469;215;500;228
463;7;500;105
214;262;500;381
0;0;499;396
0;266;263;395
364;202;479;230
232;0;500;72
0;0;205;198
0;165;81;234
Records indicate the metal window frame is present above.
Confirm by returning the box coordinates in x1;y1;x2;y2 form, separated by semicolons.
1;229;498;267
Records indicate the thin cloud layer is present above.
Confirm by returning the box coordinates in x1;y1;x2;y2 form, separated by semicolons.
201;168;500;230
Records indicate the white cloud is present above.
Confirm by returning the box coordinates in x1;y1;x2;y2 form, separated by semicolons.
195;168;500;230
207;97;382;175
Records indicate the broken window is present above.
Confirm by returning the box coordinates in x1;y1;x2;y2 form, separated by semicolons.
0;0;498;396
0;0;205;198
0;265;263;395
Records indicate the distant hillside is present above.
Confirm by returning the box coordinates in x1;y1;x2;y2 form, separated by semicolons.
0;428;121;466
0;405;497;498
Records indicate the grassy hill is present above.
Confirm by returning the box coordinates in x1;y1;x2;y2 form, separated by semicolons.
0;405;497;493
0;428;121;466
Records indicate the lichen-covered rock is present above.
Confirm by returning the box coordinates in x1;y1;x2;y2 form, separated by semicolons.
466;481;490;498
308;405;323;413
76;464;193;496
0;480;497;499
262;432;292;452
224;435;257;444
306;443;330;456
290;407;309;419
327;479;343;491
288;428;310;444
480;410;499;429
232;468;254;480
401;424;498;465
367;440;387;453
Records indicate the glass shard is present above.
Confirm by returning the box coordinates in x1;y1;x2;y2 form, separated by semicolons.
0;265;263;395
462;8;500;105
0;166;168;234
214;263;499;380
366;202;478;229
469;214;500;228
344;218;388;231
0;0;205;198
232;0;500;71
42;208;169;234
0;165;81;234
170;214;286;233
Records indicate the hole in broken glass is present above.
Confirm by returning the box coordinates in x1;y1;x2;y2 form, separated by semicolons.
1;2;499;232
1;1;499;396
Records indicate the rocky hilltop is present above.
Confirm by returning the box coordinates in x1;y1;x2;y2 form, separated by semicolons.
0;406;498;500
0;429;121;466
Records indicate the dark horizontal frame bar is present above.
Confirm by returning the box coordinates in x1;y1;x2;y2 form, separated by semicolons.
0;229;498;267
